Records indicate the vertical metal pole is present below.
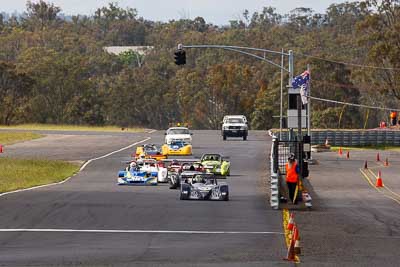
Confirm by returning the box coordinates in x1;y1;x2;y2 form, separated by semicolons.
288;50;294;141
307;64;311;137
288;50;294;86
279;49;284;140
297;94;302;140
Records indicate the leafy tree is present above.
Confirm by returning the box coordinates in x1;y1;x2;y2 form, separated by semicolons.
0;0;398;129
23;0;61;31
357;0;400;99
0;61;33;124
118;50;143;67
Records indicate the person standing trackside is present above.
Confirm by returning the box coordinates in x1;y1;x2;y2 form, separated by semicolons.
285;153;300;204
390;111;397;126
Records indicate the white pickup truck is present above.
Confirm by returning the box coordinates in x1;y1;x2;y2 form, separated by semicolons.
221;115;248;141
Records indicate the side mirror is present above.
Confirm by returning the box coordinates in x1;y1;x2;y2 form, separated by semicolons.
164;132;167;135
190;133;193;135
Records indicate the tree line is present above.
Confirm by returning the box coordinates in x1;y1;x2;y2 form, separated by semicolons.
0;0;399;129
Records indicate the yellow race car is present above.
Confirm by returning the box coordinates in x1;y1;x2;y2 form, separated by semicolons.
161;141;192;156
134;144;167;160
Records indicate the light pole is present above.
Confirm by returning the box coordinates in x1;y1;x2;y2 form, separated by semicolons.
208;98;217;129
179;44;294;139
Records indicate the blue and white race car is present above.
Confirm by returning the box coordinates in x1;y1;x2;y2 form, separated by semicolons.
117;163;158;186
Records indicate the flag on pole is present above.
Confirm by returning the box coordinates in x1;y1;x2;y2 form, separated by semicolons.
300;84;308;105
292;70;310;89
292;70;310;105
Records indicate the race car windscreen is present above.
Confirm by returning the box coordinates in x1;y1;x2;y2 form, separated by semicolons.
144;145;158;151
168;128;190;135
170;141;185;147
202;154;221;161
193;174;215;183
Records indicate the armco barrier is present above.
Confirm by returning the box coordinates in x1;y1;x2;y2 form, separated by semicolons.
351;131;360;146
395;133;400;145
270;136;279;210
277;130;400;146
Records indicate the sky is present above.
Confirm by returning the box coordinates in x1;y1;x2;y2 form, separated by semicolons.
0;0;349;25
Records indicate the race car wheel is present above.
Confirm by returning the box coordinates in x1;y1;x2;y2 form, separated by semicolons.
243;135;247;141
169;181;178;189
223;134;227;141
224;194;229;201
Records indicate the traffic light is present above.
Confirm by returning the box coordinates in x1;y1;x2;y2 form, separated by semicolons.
174;49;186;65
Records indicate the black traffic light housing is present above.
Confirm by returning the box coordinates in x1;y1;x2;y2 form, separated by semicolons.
174;49;186;65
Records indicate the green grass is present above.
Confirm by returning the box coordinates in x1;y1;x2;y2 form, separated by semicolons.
0;158;80;193
0;124;147;133
331;145;400;151
0;132;43;145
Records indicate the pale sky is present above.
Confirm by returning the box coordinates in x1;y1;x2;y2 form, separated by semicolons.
0;0;349;25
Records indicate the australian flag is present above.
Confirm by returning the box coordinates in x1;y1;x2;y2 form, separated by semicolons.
292;70;310;89
292;70;310;105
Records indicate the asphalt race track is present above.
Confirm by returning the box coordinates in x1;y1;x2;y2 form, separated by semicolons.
0;130;286;266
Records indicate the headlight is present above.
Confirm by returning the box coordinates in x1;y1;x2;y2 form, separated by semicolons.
182;191;188;194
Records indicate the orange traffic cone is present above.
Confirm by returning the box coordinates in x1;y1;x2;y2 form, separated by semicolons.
287;213;295;231
346;151;350;159
284;226;297;261
376;153;380;162
338;147;343;156
384;158;389;167
376;171;383;187
364;160;368;169
293;227;301;255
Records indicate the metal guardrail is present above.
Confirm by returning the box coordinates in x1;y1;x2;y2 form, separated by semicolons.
278;130;400;146
270;136;279;210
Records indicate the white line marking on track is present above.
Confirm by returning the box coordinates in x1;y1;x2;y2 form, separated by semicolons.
0;137;151;198
147;129;157;134
79;137;151;171
0;229;284;235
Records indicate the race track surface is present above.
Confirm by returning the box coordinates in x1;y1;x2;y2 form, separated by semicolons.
297;149;400;267
0;130;286;266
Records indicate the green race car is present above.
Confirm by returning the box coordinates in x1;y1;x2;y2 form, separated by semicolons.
200;153;230;176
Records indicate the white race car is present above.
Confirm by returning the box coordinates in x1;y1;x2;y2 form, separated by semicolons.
165;127;192;145
136;159;168;183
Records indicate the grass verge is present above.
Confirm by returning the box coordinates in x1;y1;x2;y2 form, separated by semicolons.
0;132;43;145
0;124;147;133
331;145;400;151
0;158;80;193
